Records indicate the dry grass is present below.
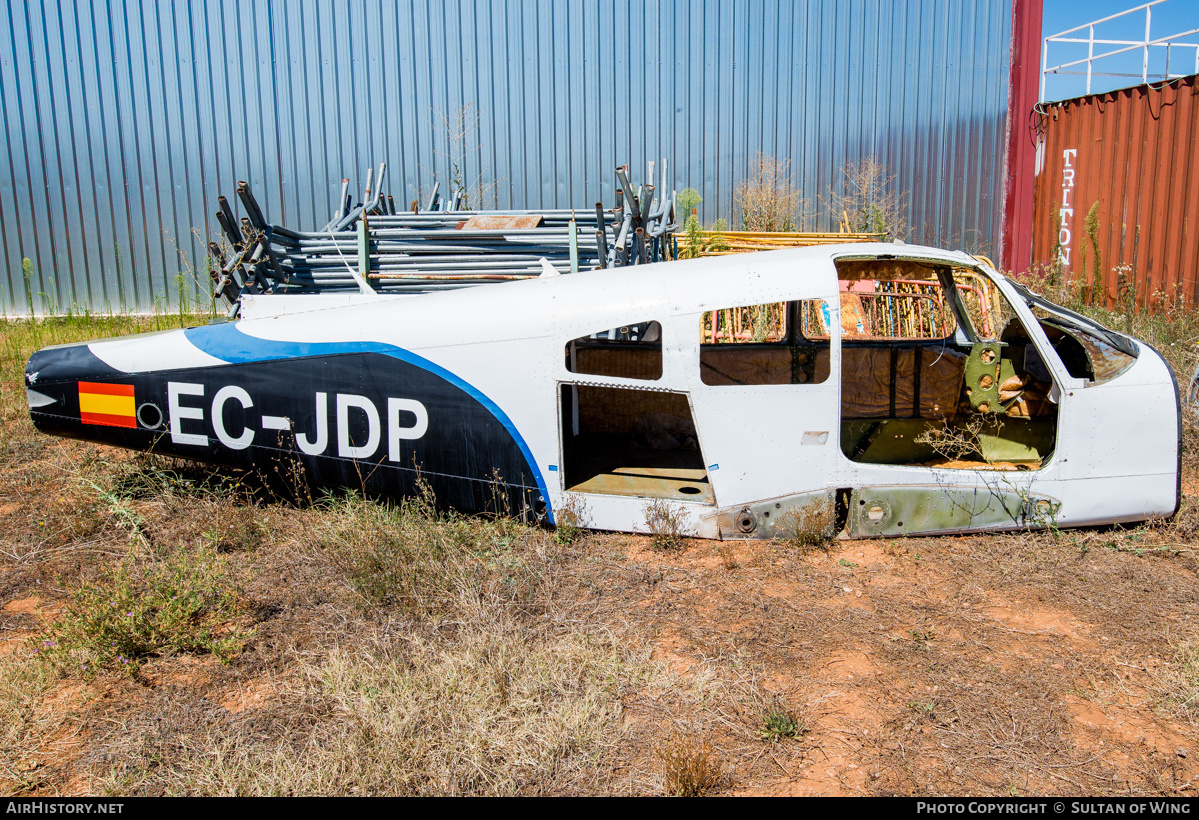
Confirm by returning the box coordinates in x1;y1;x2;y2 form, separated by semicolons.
1161;639;1199;724
0;650;56;792
95;624;645;796
644;499;686;551
782;498;835;549
3;307;1199;796
658;732;723;796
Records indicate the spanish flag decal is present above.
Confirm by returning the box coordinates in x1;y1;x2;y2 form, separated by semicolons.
78;382;136;428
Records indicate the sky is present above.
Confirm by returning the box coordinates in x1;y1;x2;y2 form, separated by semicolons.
1040;0;1199;100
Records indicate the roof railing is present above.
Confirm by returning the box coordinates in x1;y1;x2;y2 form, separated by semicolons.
1040;0;1199;101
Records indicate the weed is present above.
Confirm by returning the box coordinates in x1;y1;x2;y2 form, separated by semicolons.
643;499;686;551
553;494;590;546
1074;535;1089;558
838;558;859;570
677;188;705;260
718;543;738;570
822;158;909;240
658;732;723;796
909;629;936;647
313;493;460;615
311;492;552;619
914;416;994;461
735;153;807;232
89;481;148;546
420;104;502;210
22;258;35;316
1022;492;1062;538
676;187;702;220
782;497;835;549
758;703;804;742
40;545;250;676
0;648;55;759
708;218;731;252
1080;201;1101;299
485;468;513;520
207;505;265;553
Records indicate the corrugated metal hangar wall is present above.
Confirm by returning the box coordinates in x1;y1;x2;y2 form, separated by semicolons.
1;0;1015;313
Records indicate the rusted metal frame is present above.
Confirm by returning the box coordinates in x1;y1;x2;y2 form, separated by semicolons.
219;241;255;297
241;239;271;294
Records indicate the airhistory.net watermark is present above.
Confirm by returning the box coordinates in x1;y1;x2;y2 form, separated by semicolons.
6;804;123;814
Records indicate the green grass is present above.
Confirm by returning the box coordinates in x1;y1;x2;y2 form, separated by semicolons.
40;542;250;677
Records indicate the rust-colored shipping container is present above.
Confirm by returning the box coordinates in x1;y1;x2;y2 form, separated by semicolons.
1031;75;1199;308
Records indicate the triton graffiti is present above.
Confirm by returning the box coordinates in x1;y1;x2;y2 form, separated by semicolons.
26;243;1181;540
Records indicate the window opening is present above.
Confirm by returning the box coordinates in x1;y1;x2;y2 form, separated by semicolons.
837;259;1058;471
699;300;830;386
565;320;662;380
1006;281;1138;384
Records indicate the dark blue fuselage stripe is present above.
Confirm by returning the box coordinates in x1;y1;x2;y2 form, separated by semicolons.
183;323;553;520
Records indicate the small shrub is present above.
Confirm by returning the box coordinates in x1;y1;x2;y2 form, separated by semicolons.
909;628;936;648
313;493;459;615
676;188;705;260
40;546;249;676
759;703;805;742
708;218;731;252
312;492;547;618
735;153;806;232
913;416;993;461
822;157;908;240
553;494;590;546
783;498;835;548
644;499;686;550
658;732;723;796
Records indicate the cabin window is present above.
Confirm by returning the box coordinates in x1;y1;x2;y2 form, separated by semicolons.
565;321;662;381
1022;301;1138;384
833;261;958;340
836;258;1058;471
953;270;1017;341
699;300;831;386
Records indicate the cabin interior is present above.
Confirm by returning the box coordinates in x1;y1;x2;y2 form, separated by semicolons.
558;259;1134;501
559;321;715;502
